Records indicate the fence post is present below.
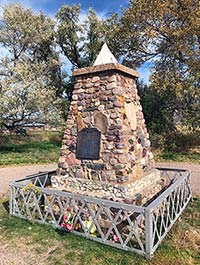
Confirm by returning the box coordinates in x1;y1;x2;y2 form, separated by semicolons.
9;185;13;215
145;208;153;259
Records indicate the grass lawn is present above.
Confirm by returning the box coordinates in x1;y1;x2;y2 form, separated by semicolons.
0;196;199;265
152;131;200;164
0;130;199;166
154;150;200;163
0;130;62;166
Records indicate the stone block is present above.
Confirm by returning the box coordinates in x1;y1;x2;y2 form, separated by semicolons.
71;127;77;136
74;83;82;89
135;165;144;179
86;163;105;171
115;143;125;149
98;105;104;111
77;113;85;131
85;82;92;88
84;106;98;112
124;102;137;130
113;149;124;154
108;95;117;102
104;89;112;96
108;75;117;83
110;112;119;119
77;88;85;93
112;88;123;95
66;153;81;166
94;112;108;133
113;163;125;169
92;76;100;82
107;82;117;90
102;152;111;162
72;94;78;100
106;103;114;109
100;95;107;101
114;118;123;126
118;154;130;163
107;174;117;181
114;101;124;107
110;158;118;165
75;168;84;178
145;139;151;147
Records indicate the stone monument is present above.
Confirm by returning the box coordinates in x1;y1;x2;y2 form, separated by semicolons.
52;44;161;204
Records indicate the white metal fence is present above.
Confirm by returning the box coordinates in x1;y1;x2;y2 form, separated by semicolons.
9;168;192;258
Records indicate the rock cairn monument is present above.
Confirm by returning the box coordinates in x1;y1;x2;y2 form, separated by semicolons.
52;44;162;204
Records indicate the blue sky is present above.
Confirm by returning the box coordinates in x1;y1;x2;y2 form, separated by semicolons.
0;0;129;16
0;0;150;83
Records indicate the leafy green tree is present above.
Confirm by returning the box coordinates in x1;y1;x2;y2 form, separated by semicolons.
55;4;107;102
120;0;200;68
120;0;200;131
55;4;131;102
56;4;106;68
0;4;63;132
138;80;176;134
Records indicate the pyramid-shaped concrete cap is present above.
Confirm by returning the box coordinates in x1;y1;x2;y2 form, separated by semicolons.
93;43;118;66
73;43;139;78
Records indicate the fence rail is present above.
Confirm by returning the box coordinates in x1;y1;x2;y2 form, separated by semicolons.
9;167;192;258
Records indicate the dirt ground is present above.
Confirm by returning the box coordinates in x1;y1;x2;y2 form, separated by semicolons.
0;164;57;198
0;239;48;265
0;162;199;196
157;161;199;196
0;232;62;265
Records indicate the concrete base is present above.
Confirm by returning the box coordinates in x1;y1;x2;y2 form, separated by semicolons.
51;169;162;205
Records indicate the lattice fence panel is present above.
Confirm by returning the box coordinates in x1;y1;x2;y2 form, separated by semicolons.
9;168;192;258
10;181;146;255
149;170;191;253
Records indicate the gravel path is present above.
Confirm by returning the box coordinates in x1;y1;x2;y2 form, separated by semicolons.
157;162;199;196
0;162;199;196
0;163;57;197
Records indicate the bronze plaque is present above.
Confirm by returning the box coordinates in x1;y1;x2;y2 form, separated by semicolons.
76;128;101;160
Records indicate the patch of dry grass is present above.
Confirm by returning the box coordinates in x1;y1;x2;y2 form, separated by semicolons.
0;197;199;265
0;130;62;166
